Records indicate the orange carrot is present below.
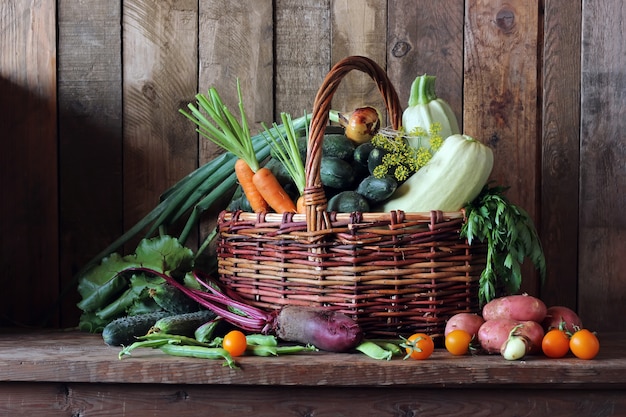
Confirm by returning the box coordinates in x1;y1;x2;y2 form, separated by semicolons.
296;195;305;214
252;167;297;214
234;158;269;213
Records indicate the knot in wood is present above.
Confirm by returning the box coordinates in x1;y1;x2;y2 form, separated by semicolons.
496;8;515;33
392;41;411;58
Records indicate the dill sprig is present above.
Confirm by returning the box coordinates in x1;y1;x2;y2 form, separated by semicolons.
370;123;444;181
461;184;547;305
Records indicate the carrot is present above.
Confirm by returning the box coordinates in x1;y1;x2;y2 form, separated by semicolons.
253;167;297;213
296;195;305;214
262;113;306;213
234;158;268;213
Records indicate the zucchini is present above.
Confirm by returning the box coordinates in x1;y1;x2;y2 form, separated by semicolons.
150;309;217;337
356;175;398;203
320;157;355;190
102;311;170;346
327;191;370;213
379;134;494;212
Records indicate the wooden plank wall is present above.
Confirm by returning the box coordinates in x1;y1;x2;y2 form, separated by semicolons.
1;0;624;331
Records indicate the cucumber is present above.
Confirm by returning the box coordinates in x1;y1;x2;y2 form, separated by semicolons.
149;283;200;315
327;191;370;213
356;175;398;203
151;309;217;337
322;134;355;161
367;147;389;175
102;311;170;346
354;142;374;166
320;157;355;190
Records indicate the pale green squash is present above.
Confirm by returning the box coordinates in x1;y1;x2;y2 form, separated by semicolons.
378;134;494;212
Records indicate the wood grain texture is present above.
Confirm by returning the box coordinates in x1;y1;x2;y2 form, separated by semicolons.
1;331;626;386
539;0;581;310
122;0;198;235
1;383;625;417
198;0;273;163
330;0;387;116
387;0;465;126
463;0;541;295
57;0;123;326
274;0;331;116
0;331;626;416
0;0;58;326
579;1;626;331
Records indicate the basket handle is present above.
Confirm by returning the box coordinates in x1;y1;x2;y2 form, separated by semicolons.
303;56;403;235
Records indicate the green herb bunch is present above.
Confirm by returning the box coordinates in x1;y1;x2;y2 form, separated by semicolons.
370;123;443;181
461;184;546;305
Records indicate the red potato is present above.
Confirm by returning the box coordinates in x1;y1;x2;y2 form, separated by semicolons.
541;305;583;333
482;294;547;323
444;313;485;337
478;318;545;354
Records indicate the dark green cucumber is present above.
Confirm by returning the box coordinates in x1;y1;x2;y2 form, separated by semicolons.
149;283;200;314
320;156;355;190
327;191;370;213
356;175;398;203
102;311;170;346
151;309;217;337
322;133;355;161
353;142;374;166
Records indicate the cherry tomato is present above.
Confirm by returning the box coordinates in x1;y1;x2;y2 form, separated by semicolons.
403;333;434;360
222;330;247;357
569;329;600;360
445;329;472;356
541;328;570;358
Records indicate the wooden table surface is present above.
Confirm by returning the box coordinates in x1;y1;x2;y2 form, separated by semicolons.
1;329;625;416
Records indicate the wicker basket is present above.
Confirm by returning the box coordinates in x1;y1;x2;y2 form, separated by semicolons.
216;56;486;339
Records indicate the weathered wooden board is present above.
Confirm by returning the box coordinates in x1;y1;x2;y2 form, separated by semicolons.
0;331;625;416
387;0;465;124
56;0;124;326
463;0;541;296
579;1;626;331
539;0;581;310
2;383;625;417
122;0;198;239
0;0;58;327
274;0;331;116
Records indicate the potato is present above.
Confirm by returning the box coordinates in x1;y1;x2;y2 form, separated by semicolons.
541;305;583;333
444;313;485;337
478;318;545;354
477;318;518;353
482;294;547;323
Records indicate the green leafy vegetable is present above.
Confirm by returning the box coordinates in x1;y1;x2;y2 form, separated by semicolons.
461;184;546;305
76;235;195;331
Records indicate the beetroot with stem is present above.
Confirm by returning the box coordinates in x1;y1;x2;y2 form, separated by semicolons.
132;268;363;352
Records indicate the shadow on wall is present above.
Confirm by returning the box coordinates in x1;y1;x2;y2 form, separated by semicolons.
0;76;125;328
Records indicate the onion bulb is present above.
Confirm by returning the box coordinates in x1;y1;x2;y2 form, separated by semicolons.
334;106;381;144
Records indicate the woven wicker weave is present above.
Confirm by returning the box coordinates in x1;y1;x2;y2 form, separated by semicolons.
217;56;486;338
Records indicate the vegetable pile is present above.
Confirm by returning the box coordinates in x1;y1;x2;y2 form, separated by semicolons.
72;69;561;364
443;294;599;360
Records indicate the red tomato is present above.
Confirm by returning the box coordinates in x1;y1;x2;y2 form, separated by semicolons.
569;329;600;360
541;328;570;358
403;333;434;360
222;330;247;357
445;329;472;356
